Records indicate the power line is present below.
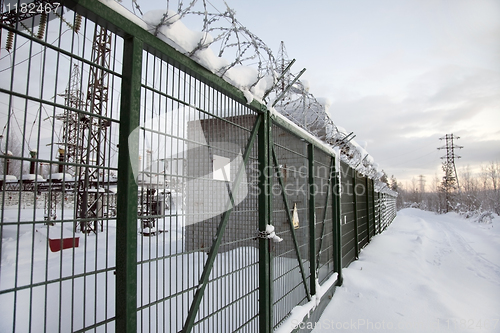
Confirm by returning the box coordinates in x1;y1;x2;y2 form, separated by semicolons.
385;149;440;168
377;140;439;163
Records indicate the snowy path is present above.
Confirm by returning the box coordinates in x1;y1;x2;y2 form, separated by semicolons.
310;208;500;333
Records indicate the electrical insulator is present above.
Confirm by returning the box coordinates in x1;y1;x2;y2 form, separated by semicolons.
6;30;14;52
74;14;82;33
37;13;47;40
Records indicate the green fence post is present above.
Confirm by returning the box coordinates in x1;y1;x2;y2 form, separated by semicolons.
259;110;272;333
371;180;376;236
333;157;343;285
365;177;370;242
308;144;317;295
377;192;381;234
116;34;142;333
352;168;359;259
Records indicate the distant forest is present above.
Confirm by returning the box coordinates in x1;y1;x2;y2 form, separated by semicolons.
382;161;500;221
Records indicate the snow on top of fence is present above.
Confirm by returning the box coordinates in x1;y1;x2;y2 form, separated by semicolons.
374;180;399;196
140;8;276;103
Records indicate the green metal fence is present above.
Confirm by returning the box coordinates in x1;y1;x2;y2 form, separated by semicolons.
0;1;398;332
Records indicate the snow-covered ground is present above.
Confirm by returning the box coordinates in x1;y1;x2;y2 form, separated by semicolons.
309;208;500;332
3;207;499;332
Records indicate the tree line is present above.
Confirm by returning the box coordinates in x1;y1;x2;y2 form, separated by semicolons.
381;161;500;219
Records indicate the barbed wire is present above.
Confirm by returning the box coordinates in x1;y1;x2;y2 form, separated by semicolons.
129;0;275;84
126;0;380;178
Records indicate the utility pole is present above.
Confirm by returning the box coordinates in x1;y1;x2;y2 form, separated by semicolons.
437;134;463;212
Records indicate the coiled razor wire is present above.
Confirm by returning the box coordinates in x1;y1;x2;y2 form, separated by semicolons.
125;0;379;177
130;0;275;83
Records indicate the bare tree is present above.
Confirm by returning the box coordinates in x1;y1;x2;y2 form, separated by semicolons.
487;161;499;192
486;161;500;214
480;164;490;191
0;131;23;178
429;175;442;213
459;165;480;214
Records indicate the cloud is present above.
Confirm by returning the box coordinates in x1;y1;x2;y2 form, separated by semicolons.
429;0;500;64
327;65;500;182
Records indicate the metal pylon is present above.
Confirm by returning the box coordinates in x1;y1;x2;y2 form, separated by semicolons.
438;134;463;212
56;64;84;175
75;25;112;233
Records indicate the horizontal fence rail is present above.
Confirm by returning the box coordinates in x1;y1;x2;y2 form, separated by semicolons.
0;1;398;332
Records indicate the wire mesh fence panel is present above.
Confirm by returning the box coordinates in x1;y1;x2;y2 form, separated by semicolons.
386;195;397;226
380;194;386;231
367;179;376;239
136;47;261;333
355;171;368;249
271;123;311;330
340;161;356;267
379;193;397;231
312;148;335;284
1;6;122;332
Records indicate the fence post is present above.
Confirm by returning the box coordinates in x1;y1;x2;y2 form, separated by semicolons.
371;180;376;236
333;157;343;285
258;110;272;333
382;193;386;230
377;192;381;233
308;144;317;295
365;176;370;242
352;168;359;258
116;34;142;333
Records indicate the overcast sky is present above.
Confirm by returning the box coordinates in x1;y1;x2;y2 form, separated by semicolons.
225;0;500;187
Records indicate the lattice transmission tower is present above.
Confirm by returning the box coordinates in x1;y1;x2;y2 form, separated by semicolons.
56;64;84;175
76;25;112;233
437;134;463;212
276;41;293;96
